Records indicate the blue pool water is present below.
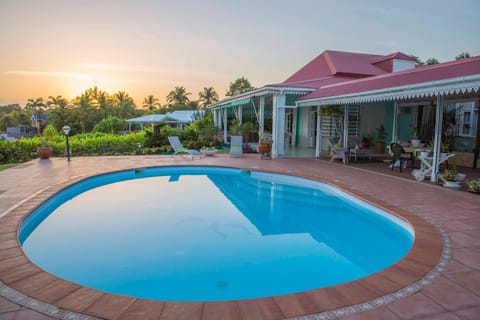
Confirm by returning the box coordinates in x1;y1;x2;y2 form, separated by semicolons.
20;166;414;301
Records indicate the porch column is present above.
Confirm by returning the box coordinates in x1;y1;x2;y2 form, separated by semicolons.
292;108;297;147
272;93;286;158
343;105;349;148
238;106;243;124
213;109;218;127
259;96;265;138
392;102;399;143
315;106;322;157
431;95;444;183
128;123;132;132
223;109;228;140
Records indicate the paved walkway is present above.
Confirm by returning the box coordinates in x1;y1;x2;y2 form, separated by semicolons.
0;155;479;319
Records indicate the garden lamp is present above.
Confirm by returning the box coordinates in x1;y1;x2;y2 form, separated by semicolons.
62;125;71;161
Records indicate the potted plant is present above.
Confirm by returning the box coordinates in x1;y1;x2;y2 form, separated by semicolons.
37;124;58;159
466;179;480;193
440;168;460;189
258;133;273;159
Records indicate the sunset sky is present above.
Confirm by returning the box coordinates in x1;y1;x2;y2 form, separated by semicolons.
1;0;479;106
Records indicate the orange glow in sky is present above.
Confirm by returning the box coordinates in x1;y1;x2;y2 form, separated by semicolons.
1;0;479;106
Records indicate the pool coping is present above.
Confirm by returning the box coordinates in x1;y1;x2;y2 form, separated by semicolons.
0;164;447;320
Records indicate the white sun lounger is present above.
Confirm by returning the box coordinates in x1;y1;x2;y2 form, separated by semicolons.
229;135;243;157
168;136;202;160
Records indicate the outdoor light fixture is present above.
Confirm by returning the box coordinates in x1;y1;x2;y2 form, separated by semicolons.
62;125;71;161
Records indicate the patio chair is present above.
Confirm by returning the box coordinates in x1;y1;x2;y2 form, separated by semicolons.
389;142;414;172
229;135;243;157
328;136;347;165
168;136;202;160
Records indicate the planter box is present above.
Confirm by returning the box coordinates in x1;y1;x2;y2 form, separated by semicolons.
453;151;475;168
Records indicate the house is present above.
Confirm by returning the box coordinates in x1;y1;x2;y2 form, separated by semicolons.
126;110;202;131
208;50;480;180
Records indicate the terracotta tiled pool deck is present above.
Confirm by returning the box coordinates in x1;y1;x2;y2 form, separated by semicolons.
0;155;479;320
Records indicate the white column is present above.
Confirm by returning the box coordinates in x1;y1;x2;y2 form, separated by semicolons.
259;96;265;139
392;102;399;143
431;95;444;182
272;93;286;158
315;106;322;157
223;109;228;139
213;109;218;127
238;106;243;124
292;108;297;147
343;105;349;148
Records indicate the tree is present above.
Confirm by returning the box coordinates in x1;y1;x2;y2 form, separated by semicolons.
46;95;69;130
142;95;161;111
455;52;470;60
26;97;46;111
166;86;191;106
198;87;219;108
112;91;137;119
225;77;255;96
425;58;439;65
409;54;425;66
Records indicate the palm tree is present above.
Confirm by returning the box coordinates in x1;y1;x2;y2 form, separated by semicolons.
26;97;46;111
112;91;137;118
166;86;191;106
198;87;219;108
142;95;161;111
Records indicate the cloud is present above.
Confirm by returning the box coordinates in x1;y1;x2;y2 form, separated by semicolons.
138;33;157;39
4;70;92;80
81;63;144;72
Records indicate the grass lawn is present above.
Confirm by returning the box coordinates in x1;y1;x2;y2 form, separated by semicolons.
0;163;19;171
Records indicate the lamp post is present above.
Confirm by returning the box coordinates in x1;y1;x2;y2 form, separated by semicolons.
62;125;71;162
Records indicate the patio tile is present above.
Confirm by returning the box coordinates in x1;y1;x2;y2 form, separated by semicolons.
0;297;20;313
416;312;463;320
202;301;241;320
449;232;480;249
237;298;284;320
339;308;400;319
444;270;480;296
273;292;319;318
422;276;480;311
444;259;473;274
453;248;480;269
5;309;58;320
455;306;480;319
387;292;445;319
0;247;23;261
118;299;165;320
83;294;136;319
26;278;79;304
158;302;203;320
9;272;58;295
0;263;42;284
0;311;16;320
54;287;104;313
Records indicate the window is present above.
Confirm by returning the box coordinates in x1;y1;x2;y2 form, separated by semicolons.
456;102;478;138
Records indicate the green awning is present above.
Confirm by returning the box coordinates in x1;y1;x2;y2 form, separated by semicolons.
213;98;251;110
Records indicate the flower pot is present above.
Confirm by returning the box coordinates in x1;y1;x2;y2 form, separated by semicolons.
258;143;272;154
37;147;52;159
411;139;421;147
442;180;461;190
375;141;386;154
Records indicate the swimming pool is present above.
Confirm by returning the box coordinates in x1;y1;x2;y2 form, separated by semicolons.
20;166;414;302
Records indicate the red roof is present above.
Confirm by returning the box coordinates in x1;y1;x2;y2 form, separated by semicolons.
300;56;480;101
278;50;418;88
269;75;357;89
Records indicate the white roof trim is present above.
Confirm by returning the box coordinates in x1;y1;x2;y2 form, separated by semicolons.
208;86;314;109
296;74;480;107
